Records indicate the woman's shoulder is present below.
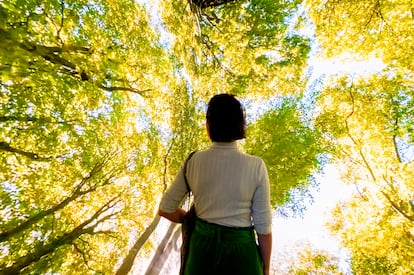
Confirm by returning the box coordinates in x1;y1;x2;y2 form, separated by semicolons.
240;151;265;165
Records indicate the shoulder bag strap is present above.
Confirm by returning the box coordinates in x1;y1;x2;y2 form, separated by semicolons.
183;151;196;194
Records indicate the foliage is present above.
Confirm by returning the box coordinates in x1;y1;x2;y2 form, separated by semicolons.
272;241;345;275
244;97;326;212
316;75;414;274
0;0;364;273
0;0;171;273
308;1;414;273
160;0;311;98
308;0;414;74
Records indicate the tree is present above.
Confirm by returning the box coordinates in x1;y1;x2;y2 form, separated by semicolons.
316;75;414;274
307;1;414;273
1;0;338;273
244;97;327;215
308;0;414;75
0;0;172;273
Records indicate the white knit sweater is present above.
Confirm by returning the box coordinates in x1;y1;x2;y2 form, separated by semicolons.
160;142;272;234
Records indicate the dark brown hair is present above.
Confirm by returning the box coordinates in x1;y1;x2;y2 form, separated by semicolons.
206;94;246;142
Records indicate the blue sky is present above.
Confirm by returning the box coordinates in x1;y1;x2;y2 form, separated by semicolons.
272;164;354;274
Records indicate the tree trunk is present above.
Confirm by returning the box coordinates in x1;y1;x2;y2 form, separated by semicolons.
114;215;161;275
144;223;180;275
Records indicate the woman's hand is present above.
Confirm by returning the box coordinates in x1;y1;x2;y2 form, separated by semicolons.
158;208;187;223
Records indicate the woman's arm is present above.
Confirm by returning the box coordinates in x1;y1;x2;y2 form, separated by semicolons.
257;232;272;275
158;208;187;223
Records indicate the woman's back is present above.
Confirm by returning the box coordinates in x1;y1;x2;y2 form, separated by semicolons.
187;142;270;233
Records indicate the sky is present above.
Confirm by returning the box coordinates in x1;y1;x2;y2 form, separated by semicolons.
272;164;354;274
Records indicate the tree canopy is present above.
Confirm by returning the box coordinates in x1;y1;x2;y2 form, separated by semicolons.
308;0;414;273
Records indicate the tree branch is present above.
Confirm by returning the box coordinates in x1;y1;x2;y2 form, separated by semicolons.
345;90;377;182
391;115;404;163
392;136;403;163
163;140;175;193
374;0;394;33
0;141;54;161
191;0;236;9
381;191;414;222
381;176;414;222
98;85;151;95
56;0;65;45
198;34;235;77
0;155;116;242
73;242;96;272
0;196;121;274
353;181;369;202
0;115;77;125
76;196;121;231
0;27;91;81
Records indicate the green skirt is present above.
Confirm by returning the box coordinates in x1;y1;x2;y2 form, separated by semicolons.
183;218;263;275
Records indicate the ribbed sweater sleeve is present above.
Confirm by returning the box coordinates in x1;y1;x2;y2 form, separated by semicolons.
251;159;272;234
159;166;187;213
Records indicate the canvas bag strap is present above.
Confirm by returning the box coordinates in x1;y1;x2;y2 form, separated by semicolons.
183;151;196;194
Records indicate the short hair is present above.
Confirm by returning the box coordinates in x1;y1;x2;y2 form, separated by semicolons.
206;94;246;142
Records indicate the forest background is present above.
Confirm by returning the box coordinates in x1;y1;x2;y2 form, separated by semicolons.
0;0;413;274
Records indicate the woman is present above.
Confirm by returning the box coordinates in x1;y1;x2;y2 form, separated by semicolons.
159;94;272;275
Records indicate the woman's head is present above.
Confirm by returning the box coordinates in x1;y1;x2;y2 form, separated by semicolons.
206;94;246;142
